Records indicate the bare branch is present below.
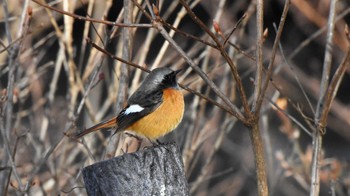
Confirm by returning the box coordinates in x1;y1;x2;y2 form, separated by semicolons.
255;0;290;114
311;1;338;195
178;0;250;116
274;23;315;114
320;28;350;125
251;0;264;112
223;14;246;47
30;0;152;28
87;39;237;116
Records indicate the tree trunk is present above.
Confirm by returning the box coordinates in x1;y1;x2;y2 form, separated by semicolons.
250;123;269;196
82;143;189;196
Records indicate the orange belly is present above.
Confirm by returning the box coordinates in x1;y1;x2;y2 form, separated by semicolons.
126;88;184;140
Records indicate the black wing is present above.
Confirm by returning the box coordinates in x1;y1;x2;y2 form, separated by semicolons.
116;89;163;132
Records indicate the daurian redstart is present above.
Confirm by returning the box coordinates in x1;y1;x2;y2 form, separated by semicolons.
74;67;184;141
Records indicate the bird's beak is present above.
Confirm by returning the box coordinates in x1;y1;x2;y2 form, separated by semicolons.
174;69;182;75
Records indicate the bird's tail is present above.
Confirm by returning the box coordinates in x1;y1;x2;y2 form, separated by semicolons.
74;117;117;139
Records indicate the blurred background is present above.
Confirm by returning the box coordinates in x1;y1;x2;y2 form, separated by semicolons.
1;0;350;195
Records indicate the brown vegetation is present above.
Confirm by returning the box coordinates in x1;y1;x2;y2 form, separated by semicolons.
1;0;350;195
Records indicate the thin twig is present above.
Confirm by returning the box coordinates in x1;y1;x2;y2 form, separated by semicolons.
190;116;237;193
255;0;290;114
30;0;152;28
267;98;311;136
311;0;338;195
320;27;350;125
24;134;65;192
131;0;153;21
4;130;29;194
0;38;21;54
0;121;22;193
274;23;315;114
178;0;250;116
76;0;98;70
155;23;245;121
161;19;218;49
81;0;114;81
86;38;148;72
227;41;256;61
87;38;236;116
1;0;31;193
315;0;337;121
23;42;110;194
0;1;14;193
63;0;78;119
223;14;246;46
288;7;350;61
152;0;202;68
105;0;132;158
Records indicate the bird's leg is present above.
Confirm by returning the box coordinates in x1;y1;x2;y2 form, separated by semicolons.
146;138;170;152
142;138;159;150
156;139;164;145
121;144;127;154
124;132;143;151
146;138;159;146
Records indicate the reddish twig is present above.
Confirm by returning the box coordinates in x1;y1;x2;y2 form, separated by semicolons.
255;0;290;113
223;14;246;46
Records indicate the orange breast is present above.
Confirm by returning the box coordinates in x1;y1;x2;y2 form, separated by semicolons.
126;88;184;140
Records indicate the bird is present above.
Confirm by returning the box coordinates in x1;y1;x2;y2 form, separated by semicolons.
74;67;184;143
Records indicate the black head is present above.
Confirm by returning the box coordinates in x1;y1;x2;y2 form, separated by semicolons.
127;67;182;105
139;67;181;92
159;68;182;89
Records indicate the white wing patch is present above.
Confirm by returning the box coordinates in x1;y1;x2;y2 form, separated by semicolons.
124;104;144;115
